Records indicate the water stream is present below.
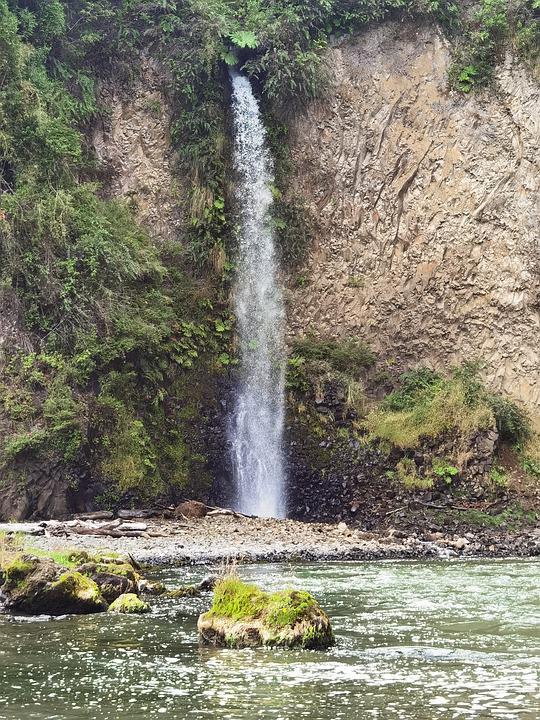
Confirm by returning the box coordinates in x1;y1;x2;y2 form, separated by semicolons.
0;560;538;720
228;71;286;519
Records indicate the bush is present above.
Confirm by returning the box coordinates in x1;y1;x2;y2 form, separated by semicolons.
396;458;434;490
372;364;531;450
291;336;375;376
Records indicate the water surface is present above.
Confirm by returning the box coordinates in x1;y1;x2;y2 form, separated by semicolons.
0;560;538;719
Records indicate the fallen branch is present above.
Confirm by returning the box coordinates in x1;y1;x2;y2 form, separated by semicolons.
385;506;408;517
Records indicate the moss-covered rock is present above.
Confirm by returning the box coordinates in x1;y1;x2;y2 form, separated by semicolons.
165;585;201;599
108;593;150;614
0;556;107;615
138;579;167;596
75;560;139;602
43;572;108;614
197;578;334;649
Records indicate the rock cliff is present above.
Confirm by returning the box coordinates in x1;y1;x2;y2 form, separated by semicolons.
91;56;184;243
286;22;540;417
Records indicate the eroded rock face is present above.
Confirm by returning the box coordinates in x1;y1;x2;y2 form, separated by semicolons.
286;22;540;416
91;55;184;244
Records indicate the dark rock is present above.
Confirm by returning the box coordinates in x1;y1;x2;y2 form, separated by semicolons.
174;501;209;519
2;557;107;615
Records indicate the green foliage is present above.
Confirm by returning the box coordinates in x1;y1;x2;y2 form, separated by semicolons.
396;457;434;490
374;364;531;450
381;368;442;411
486;392;531;445
451;503;537;529
208;577;318;629
291;336;375;377
489;465;508;488
368;367;495;450
451;0;539;91
272;197;314;267
229;30;258;49
0;1;235;502
432;458;459;484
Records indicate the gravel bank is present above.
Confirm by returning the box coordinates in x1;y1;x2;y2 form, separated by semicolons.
1;516;538;565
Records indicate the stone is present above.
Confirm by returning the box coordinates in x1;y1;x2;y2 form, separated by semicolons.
198;575;217;592
286;21;540;416
1;556;107;615
75;560;140;602
108;593;150;614
174;501;209;519
138;579;167;596
165;586;201;599
197;578;334;649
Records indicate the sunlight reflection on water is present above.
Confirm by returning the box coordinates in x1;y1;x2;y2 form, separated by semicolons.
0;559;538;720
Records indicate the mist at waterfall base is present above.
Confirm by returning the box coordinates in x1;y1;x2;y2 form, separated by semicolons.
228;71;286;520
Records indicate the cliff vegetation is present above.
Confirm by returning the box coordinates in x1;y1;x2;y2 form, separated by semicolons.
0;0;538;518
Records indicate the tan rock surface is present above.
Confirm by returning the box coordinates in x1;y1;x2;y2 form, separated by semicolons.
286;22;540;415
91;55;184;243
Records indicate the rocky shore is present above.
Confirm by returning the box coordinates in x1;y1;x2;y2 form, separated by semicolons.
1;515;538;566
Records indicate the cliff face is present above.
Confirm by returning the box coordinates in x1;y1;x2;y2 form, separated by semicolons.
91;56;184;243
286;22;540;416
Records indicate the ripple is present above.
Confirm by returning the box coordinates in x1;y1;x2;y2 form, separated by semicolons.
0;559;538;720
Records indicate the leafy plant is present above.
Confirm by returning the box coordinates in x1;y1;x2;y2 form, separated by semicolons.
432;458;459;484
230;30;258;49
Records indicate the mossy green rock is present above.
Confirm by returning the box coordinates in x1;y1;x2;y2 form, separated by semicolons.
197;578;334;649
108;593;150;614
75;561;139;602
165;585;201;599
1;556;107;615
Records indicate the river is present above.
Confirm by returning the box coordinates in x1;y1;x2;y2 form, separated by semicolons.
0;559;538;719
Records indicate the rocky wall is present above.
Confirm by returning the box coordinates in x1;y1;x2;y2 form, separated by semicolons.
286;22;540;416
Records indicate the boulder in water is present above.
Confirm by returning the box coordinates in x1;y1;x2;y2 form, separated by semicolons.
108;593;150;614
75;560;140;602
197;578;334;649
1;556;107;615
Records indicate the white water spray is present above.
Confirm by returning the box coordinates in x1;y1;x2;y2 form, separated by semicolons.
228;70;286;519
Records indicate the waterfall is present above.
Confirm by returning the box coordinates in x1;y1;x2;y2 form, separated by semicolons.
228;70;286;519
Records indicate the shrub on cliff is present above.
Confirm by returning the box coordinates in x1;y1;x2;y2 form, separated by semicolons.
369;365;531;450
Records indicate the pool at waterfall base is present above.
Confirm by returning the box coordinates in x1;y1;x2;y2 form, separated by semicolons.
0;559;538;720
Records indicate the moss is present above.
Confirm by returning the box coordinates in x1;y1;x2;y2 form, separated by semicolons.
108;593;150;614
208;578;269;621
48;571;103;605
139;580;167;596
94;562;139;581
291;336;375;377
199;578;334;650
367;371;495;450
447;504;537;530
2;555;35;588
396;458;434;491
165;586;201;599
24;548;78;568
301;624;330;648
265;590;318;630
208;578;318;629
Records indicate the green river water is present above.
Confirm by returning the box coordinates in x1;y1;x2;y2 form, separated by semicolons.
0;559;538;720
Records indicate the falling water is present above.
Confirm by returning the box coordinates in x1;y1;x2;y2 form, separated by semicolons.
228;70;286;519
